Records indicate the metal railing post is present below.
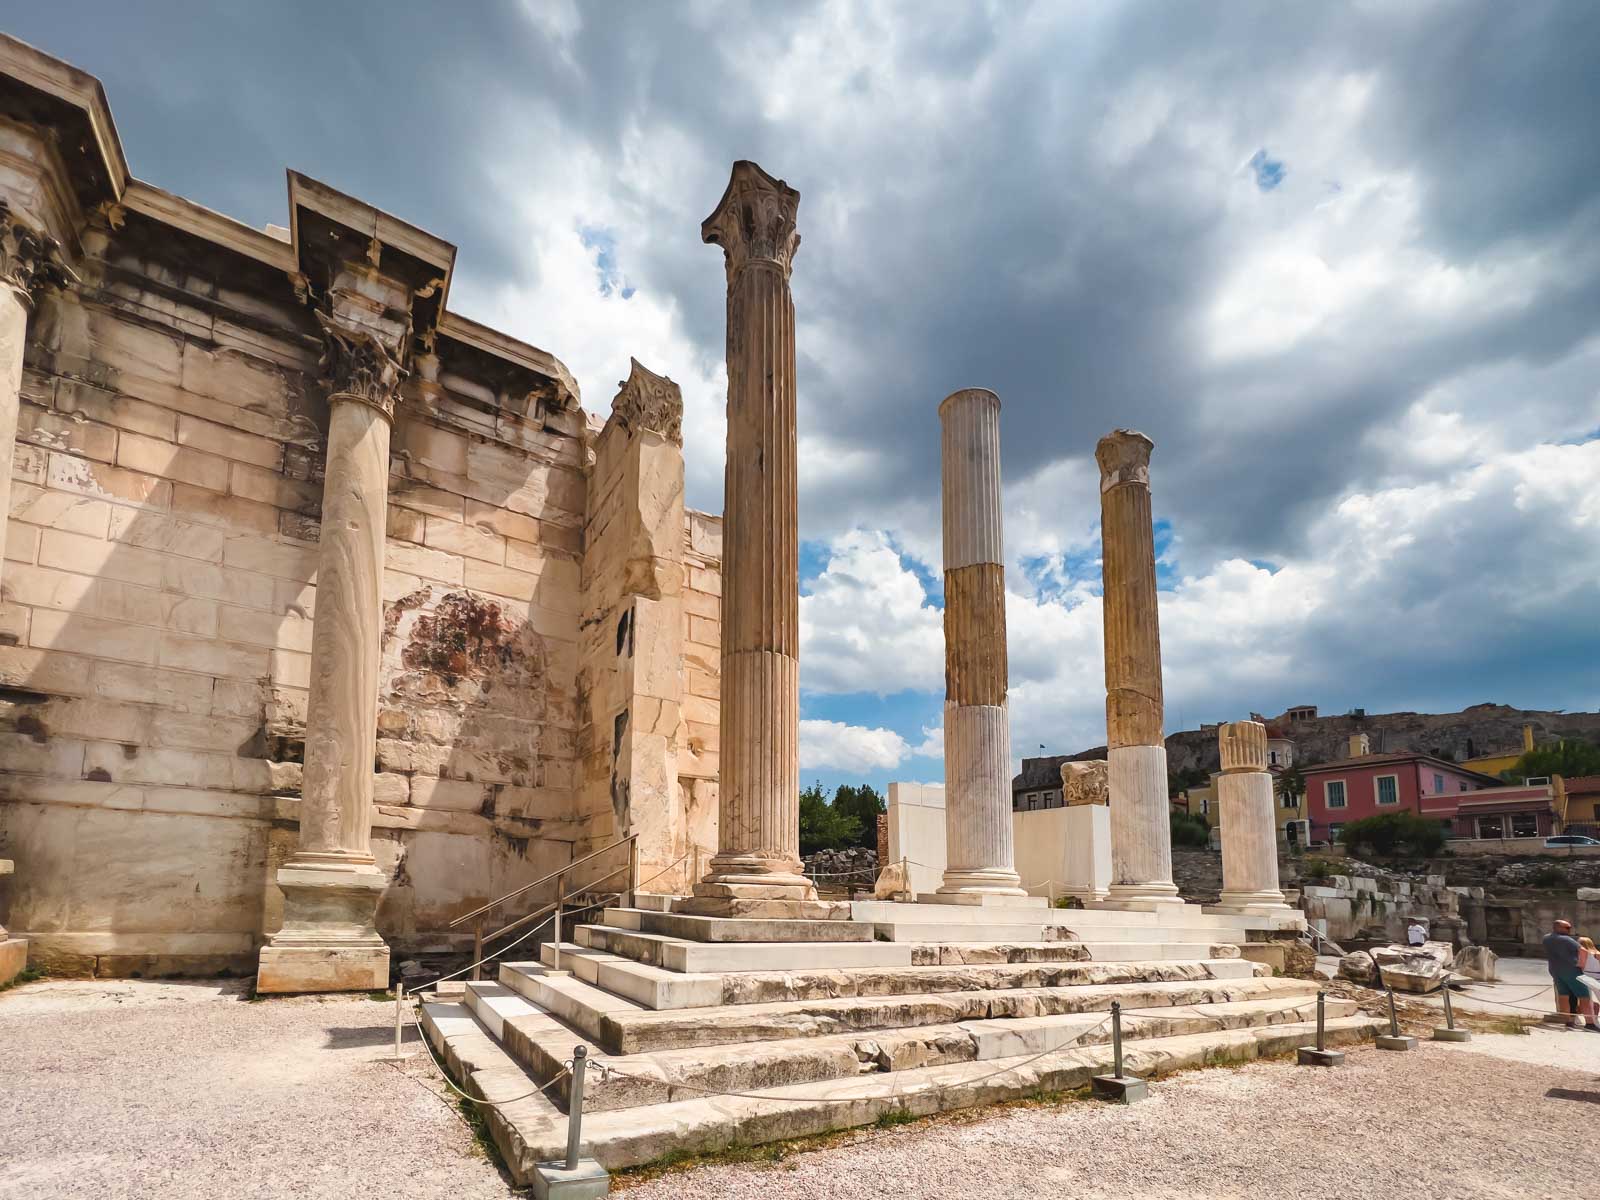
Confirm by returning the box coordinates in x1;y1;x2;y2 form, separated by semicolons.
1443;985;1455;1031
629;837;639;908
393;983;405;1060
565;1046;589;1170
471;919;484;982
1387;987;1399;1038
1111;1000;1124;1079
1316;991;1326;1053
553;870;565;974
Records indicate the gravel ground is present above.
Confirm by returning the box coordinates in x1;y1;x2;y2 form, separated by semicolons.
6;978;1592;1200
0;978;516;1200
621;1038;1596;1200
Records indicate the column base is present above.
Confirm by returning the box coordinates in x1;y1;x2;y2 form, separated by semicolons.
936;866;1026;898
1212;888;1295;914
256;862;389;995
1105;881;1184;907
679;867;837;919
0;936;28;987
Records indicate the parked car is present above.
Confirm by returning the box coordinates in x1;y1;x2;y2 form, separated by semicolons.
1545;835;1600;847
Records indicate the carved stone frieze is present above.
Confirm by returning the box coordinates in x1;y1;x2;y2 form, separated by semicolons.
315;308;410;421
0;200;78;308
701;161;801;281
612;357;683;445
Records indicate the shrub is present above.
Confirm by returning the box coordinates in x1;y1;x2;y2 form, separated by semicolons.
1170;811;1212;848
1339;811;1446;858
1306;859;1333;880
1532;865;1569;888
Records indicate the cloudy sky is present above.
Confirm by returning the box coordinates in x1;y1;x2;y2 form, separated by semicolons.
14;2;1599;794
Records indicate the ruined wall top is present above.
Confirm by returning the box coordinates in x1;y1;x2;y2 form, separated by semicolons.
1096;429;1154;493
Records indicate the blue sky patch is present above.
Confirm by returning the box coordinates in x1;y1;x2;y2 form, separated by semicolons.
1248;148;1286;191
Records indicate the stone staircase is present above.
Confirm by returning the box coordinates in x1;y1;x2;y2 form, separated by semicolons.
419;898;1381;1183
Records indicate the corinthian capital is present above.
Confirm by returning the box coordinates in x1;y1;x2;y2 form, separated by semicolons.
315;307;410;421
612;357;683;445
701;160;801;280
1095;429;1154;493
0;200;79;308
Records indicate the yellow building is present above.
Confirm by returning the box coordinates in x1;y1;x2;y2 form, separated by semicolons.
1461;725;1534;778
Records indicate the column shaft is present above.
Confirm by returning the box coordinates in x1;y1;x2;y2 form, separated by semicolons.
295;398;391;863
938;388;1023;896
1097;430;1179;903
1216;721;1290;910
693;161;814;906
0;288;26;593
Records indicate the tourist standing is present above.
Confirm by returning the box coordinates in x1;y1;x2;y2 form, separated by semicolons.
1544;919;1598;1030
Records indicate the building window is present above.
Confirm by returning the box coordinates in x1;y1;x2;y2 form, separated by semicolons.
1270;750;1279;765
1281;792;1299;809
1326;780;1347;809
1375;775;1399;806
1511;813;1538;838
1433;773;1444;793
1329;823;1344;843
1477;815;1505;840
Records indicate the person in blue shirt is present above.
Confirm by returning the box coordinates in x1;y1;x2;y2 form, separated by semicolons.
1545;919;1598;1030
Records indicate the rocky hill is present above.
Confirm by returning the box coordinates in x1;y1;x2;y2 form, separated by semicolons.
1033;703;1600;781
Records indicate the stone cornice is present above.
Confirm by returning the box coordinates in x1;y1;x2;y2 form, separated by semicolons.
1096;428;1154;492
0;197;77;307
611;357;683;445
702;160;800;281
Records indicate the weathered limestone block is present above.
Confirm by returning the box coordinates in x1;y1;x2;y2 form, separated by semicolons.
1371;941;1454;993
1338;950;1375;982
1451;944;1498;982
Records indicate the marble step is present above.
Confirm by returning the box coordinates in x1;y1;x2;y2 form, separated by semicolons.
556;992;1363;1113
871;921;1077;943
576;923;914;972
1079;942;1239;962
542;940;1257;1009
427;1003;1381;1180
500;960;1295;1056
602;908;876;943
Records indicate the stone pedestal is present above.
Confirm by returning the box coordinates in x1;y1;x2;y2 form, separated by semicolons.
0;859;26;988
937;388;1023;897
1059;802;1112;904
1214;721;1293;913
687;161;818;915
1097;431;1179;905
258;290;406;993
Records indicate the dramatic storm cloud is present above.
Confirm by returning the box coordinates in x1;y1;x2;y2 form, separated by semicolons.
17;1;1597;791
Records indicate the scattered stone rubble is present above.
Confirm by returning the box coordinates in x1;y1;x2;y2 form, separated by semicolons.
804;847;879;883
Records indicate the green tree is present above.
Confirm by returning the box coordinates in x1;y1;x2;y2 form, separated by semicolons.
1501;739;1600;783
1339;810;1446;858
1275;765;1306;808
832;784;886;849
798;781;863;855
1170;810;1212;848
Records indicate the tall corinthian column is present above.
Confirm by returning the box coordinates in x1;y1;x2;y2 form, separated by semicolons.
937;389;1023;896
258;277;410;993
1215;721;1292;912
1097;430;1180;904
690;161;817;910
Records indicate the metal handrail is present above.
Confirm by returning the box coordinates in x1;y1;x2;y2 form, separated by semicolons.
481;862;630;945
448;833;639;929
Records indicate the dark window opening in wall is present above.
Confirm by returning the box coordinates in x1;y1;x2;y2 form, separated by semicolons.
616;609;633;656
1511;813;1539;838
1477;815;1505;840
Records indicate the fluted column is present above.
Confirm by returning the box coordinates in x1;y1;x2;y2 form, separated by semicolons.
1098;430;1180;904
937;389;1023;896
1216;721;1292;911
690;161;816;908
258;278;410;993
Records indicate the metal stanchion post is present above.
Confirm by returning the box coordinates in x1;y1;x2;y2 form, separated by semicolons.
551;870;565;975
1378;985;1417;1051
532;1043;609;1197
1433;980;1472;1042
1092;1000;1147;1102
1298;990;1344;1066
471;919;483;983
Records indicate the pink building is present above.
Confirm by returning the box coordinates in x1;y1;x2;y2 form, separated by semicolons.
1303;743;1502;843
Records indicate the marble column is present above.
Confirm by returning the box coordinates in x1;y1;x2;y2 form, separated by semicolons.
1097;430;1180;904
937;388;1024;897
1215;721;1292;911
0;202;72;593
257;291;408;993
689;161;817;911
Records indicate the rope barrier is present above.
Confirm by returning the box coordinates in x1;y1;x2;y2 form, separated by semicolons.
399;996;570;1107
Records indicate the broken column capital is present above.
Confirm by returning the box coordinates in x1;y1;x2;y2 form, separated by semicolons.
612;357;684;445
701;160;801;282
1218;720;1269;774
0;199;78;309
1061;759;1110;806
313;267;413;422
1095;428;1154;493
